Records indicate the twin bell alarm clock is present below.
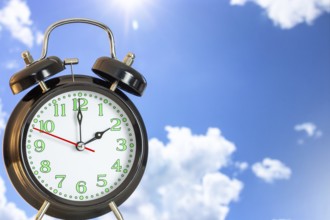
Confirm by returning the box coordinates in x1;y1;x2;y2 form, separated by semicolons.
3;18;148;220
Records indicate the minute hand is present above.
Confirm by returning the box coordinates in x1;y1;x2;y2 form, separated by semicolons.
84;127;111;145
77;98;83;142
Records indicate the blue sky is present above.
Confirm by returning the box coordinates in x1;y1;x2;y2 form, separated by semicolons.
0;0;329;219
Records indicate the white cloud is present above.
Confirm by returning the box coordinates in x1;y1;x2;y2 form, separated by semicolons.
100;126;243;220
231;0;247;5
0;99;6;135
294;122;316;136
230;0;330;29
0;176;31;220
297;138;305;145
252;158;292;183
294;122;322;140
0;0;42;47
235;161;249;171
0;126;243;220
315;130;323;138
35;31;44;45
4;60;19;70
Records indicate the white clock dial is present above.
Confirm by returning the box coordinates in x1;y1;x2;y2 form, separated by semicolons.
24;90;136;201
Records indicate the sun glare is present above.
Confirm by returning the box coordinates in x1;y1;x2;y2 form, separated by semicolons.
109;0;153;33
112;0;149;14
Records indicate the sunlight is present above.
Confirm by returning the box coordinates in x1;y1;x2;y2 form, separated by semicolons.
109;0;153;32
111;0;150;14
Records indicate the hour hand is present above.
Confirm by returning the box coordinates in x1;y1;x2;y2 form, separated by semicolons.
84;127;111;145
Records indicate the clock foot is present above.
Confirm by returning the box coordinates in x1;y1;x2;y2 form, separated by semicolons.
35;200;50;220
109;201;124;220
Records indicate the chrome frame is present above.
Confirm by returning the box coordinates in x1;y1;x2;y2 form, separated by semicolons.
39;18;117;60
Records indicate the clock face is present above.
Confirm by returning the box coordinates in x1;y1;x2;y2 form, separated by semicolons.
23;90;137;202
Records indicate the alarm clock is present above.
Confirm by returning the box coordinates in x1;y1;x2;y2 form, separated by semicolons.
3;18;148;220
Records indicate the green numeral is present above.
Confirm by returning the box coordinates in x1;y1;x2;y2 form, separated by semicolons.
110;118;121;131
40;160;51;173
111;159;122;172
76;181;87;194
53;100;66;117
96;174;107;187
73;98;88;111
34;139;45;152
55;175;66;188
39;120;55;133
116;138;127;151
98;103;103;116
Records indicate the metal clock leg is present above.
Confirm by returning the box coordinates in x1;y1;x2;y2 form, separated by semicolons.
35;200;50;220
109;201;124;220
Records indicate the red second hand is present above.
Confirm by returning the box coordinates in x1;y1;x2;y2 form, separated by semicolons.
33;127;95;152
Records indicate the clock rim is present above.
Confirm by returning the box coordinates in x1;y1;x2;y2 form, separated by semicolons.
3;75;148;219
